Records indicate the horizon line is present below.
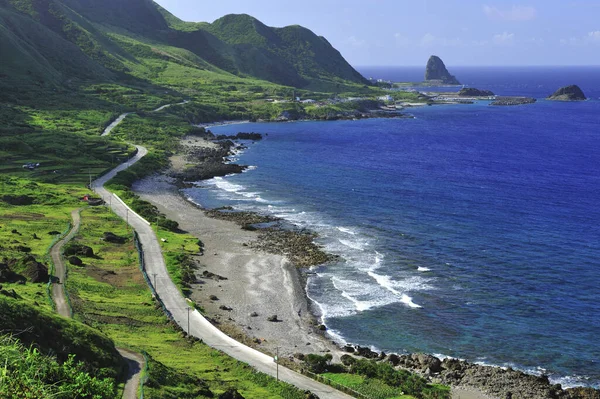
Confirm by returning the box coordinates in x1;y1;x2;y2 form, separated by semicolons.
354;64;600;68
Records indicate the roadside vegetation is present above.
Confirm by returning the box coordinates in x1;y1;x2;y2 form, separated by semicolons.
64;205;307;398
302;354;450;399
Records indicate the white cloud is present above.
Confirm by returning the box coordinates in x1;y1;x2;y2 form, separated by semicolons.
420;33;437;47
493;32;516;45
483;5;537;21
345;36;366;47
587;31;600;42
559;31;600;46
418;33;463;48
394;33;411;47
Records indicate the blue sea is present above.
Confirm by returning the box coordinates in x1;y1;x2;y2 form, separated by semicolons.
187;67;600;388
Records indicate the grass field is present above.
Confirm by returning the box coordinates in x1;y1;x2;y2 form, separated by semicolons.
63;205;307;398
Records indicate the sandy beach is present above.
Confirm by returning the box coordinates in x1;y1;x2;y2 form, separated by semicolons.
133;172;338;360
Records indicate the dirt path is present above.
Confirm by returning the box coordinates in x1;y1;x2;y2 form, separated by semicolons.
50;209;81;318
49;111;150;398
49;207;145;398
117;348;145;399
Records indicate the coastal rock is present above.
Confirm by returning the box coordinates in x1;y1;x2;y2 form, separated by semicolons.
547;85;587;101
490;97;536;106
354;345;379;359
215;132;263;141
391;353;600;399
250;229;337;268
458;88;495;97
172;140;248;181
425;55;460;85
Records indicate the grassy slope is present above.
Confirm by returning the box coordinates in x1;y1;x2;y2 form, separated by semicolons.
65;205;307;398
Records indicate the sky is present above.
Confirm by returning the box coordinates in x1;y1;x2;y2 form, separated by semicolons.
153;0;600;67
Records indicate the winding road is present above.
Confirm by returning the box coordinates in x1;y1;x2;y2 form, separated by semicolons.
96;108;353;398
49;205;144;398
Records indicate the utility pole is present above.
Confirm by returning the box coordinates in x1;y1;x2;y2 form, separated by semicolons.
187;307;191;335
88;167;92;189
275;347;279;381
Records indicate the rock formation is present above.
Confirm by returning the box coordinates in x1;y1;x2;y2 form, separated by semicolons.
491;97;536;106
547;85;587;101
425;55;460;85
458;88;494;97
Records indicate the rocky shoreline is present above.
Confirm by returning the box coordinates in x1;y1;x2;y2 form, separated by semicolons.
155;128;599;399
338;348;600;399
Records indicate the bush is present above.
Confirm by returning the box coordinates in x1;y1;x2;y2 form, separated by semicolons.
304;353;332;374
0;335;115;398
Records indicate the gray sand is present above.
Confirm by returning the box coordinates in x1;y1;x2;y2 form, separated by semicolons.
133;174;337;359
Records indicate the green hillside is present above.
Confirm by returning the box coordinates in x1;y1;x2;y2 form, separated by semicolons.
0;0;366;92
202;14;369;89
0;296;125;376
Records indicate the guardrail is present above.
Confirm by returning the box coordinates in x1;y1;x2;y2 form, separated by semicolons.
113;194;151;226
133;232;174;322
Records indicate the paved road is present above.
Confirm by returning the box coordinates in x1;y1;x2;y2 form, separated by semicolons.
92;151;352;398
48;206;144;399
102;113;131;137
102;101;188;137
152;100;189;112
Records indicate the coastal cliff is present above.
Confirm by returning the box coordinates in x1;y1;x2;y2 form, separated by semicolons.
547;85;587;101
425;55;461;85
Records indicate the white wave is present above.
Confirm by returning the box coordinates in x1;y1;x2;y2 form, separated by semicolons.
330;276;396;314
338;238;368;251
337;226;357;235
401;294;422;309
211;177;245;193
418;266;432;272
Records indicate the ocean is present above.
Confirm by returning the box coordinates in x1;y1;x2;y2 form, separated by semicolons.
186;67;600;388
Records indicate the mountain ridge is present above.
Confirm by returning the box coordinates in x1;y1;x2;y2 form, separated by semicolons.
0;0;367;91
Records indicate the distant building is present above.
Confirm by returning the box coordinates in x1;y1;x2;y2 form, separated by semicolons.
378;95;393;102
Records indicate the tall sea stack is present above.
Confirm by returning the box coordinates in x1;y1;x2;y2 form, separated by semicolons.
425;55;460;85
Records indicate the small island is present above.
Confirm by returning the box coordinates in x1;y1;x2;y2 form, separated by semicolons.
458;88;494;97
425;55;461;85
547;85;587;101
